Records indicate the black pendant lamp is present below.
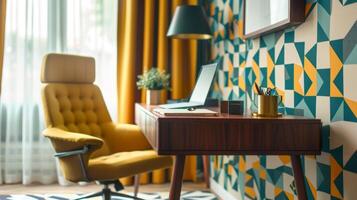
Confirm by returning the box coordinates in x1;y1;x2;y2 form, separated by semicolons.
167;5;212;40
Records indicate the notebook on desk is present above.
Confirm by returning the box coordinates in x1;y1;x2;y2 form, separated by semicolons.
159;62;218;109
153;108;218;116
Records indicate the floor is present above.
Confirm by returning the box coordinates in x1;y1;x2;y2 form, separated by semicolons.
0;182;209;195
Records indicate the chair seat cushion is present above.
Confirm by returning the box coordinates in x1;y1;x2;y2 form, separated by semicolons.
87;150;172;180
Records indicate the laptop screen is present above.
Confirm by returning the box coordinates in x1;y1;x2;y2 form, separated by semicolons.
189;63;217;104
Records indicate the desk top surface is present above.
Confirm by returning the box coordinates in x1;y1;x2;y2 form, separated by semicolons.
136;103;321;123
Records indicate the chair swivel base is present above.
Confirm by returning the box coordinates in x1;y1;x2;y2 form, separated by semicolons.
74;181;144;200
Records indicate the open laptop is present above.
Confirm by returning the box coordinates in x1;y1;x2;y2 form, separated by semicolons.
159;63;217;109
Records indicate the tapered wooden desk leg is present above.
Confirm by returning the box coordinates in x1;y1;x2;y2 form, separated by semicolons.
169;155;186;200
291;155;307;200
203;155;210;188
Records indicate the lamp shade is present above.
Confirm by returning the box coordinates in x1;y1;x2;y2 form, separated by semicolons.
167;5;211;40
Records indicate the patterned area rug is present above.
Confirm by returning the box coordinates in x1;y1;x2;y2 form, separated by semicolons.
0;191;218;200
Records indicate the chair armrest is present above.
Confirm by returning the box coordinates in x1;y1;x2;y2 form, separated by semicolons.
43;128;104;153
105;124;152;153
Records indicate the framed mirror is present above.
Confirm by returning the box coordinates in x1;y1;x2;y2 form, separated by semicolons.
243;0;305;39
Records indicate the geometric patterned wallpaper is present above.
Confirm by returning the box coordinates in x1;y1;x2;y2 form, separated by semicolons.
208;0;357;199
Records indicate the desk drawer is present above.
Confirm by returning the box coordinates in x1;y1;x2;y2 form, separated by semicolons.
135;105;157;149
156;118;321;155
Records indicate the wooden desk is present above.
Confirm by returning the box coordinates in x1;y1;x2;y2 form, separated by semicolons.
135;103;321;200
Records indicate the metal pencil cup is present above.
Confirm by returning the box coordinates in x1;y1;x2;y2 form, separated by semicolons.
257;95;280;117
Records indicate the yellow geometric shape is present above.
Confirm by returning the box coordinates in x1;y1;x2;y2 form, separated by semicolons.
252;60;260;85
330;46;343;97
245;187;256;198
210;4;215;17
252;161;260;169
294;64;304;95
238;74;246;91
260;169;266;180
306;178;317;199
228;59;233;88
305;2;312;16
285;191;295;200
245;174;252;182
239;61;246;92
267;53;275;88
239;155;245;171
345;98;357;117
238;19;244;39
279;155;291;165
274;187;283;196
228;164;234;175
304;57;317;96
330;156;343;199
214;156;219;169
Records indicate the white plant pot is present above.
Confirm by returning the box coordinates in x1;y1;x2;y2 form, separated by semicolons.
146;90;161;105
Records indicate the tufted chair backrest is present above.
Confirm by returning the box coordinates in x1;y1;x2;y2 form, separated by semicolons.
41;53;113;157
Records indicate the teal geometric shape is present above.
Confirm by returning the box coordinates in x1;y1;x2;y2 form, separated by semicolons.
306;44;317;67
340;0;357;5
262;33;277;50
296;99;315;118
344;22;357;64
304;96;317;117
259;178;266;199
331;97;344;121
239;88;245;98
251;68;257;85
333;69;344;96
285;31;294;43
317;72;323;94
321;125;330;152
306;176;316;200
246;67;253;87
317;69;330;96
330;39;343;62
253;50;260;65
344;99;357;122
231;67;239;85
224;71;229;87
276;46;285;65
259;156;266;168
304;71;313;94
294;91;304;107
331;145;343;167
318;23;329;42
344;151;357;173
268;47;275;62
317;162;331;193
285;64;294;90
228;90;238;100
239;51;247;66
260;67;267;87
295;42;305;65
345;45;357;64
317;0;330;42
260;36;267;48
318;0;331;14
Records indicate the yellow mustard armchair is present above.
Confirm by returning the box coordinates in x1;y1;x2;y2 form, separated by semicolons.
40;53;173;200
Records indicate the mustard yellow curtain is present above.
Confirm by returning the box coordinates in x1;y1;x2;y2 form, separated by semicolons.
0;0;6;95
117;0;199;185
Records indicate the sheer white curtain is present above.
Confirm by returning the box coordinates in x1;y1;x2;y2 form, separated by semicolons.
0;0;117;185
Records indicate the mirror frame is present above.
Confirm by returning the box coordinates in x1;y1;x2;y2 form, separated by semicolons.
243;0;305;39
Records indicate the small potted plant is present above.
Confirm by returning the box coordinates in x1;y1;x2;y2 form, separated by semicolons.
137;68;170;105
